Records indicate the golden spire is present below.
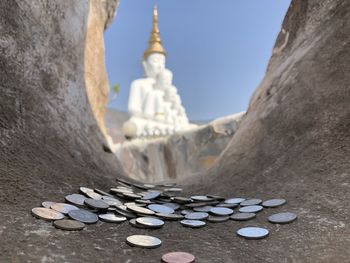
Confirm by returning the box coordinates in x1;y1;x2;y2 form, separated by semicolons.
143;5;166;60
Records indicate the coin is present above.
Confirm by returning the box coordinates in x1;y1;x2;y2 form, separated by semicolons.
126;235;162;249
129;218;146;228
185;212;209;220
230;213;256;221
172;197;192;204
50;203;79;214
210;207;234;216
143;183;156;189
163;203;180;211
239;205;263;213
268;212;297;224
224;198;245;204
148;204;175;214
193;206;213;213
79;187;93;194
185;202;207;208
208;195;225;201
53;219;85;231
135;199;154;205
65;194;86;206
165;188;183;192
217;203;239;209
98;213;127;223
155;213;184;221
110;188;133;195
42;201;55;209
68;209;99;224
102;196;122;207
161;251;195;263
180;219;206;228
127;205;155;216
136;217;165;228
190;195;213;202
85;191;103;200
32;207;64;221
207;215;230;223
240;199;262;206
236;227;269;240
123;192;142;199
94;188;113;197
84;199;109;210
142;191;161;200
262;199;286;208
115;207;137;219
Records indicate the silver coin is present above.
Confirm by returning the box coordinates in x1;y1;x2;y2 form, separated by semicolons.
193;206;213;213
50;203;79;214
85;191;103;200
84;199;109;210
126;235;162;249
148;204;174;214
136;217;165;228
165;188;183;192
68;209;99;224
116;209;137;219
79;187;93;194
208;195;225;201
127;205;155;216
224;198;245;204
210;207;234;216
65;194;86;206
155;213;184;220
101;196;122;207
110;188;133;195
181;209;193;215
53;219;85;231
180;219;206;228
268;212;297;224
142;191;161;200
207;215;230;223
190;195;213;202
94;188;113;197
123;192;142;199
239;205;263;213
185;212;209;220
185;202;208;208
217;203;239;209
32;207;64;221
230;212;256;221
143;183;156;189
236;227;269;240
135;199;154;205
262;199;286;208
163;203;180;211
240;199;262;206
98;213;127;223
42;201;55;209
129;218;145;228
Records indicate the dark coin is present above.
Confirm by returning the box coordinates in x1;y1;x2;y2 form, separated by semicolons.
42;201;55;209
123;192;142;199
190;195;213;202
136;217;165;228
207;215;230;223
181;209;193;215
180;219;206;228
85;191;103;200
161;251;195;263
126;235;162;249
268;212;297;224
32;207;64;221
101;196;122;207
210;207;234;216
148;204;175;214
65;194;86;206
98;213;127;223
172;197;192;204
163;203;180;211
224;198;245;204
84;199;109;210
236;227;269;240
185;212;209;220
53;219;85;231
208;195;225;201
262;199;286;208
240;199;262;206
79;187;93;194
193;206;213;213
68;209;98;224
142;191;161;200
239;205;263;213
230;213;256;221
155;213;184;221
50;203;79;214
217;203;239;209
127;205;155;216
185;202;208;208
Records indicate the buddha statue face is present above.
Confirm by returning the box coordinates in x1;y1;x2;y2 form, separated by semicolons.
157;69;173;87
142;53;165;79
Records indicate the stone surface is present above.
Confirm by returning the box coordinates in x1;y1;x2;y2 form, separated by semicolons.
114;112;244;182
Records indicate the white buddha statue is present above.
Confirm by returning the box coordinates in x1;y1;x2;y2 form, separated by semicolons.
123;6;196;139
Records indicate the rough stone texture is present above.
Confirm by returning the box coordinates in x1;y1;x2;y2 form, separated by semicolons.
113;113;244;182
0;0;349;262
105;108;130;143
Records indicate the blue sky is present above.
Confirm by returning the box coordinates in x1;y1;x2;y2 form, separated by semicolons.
105;0;291;121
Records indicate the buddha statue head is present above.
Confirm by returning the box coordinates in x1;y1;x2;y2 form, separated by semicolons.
142;53;166;79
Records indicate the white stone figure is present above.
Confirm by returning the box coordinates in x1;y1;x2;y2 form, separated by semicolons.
123;5;196;139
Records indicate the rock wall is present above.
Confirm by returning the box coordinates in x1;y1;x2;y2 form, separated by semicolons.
113;112;244;182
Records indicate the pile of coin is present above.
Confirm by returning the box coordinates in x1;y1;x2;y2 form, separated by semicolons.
32;178;297;252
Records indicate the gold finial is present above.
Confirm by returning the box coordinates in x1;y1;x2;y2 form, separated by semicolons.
143;5;166;60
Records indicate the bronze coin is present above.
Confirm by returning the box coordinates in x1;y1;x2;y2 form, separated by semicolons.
162;251;195;263
32;207;64;221
53;219;85;231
